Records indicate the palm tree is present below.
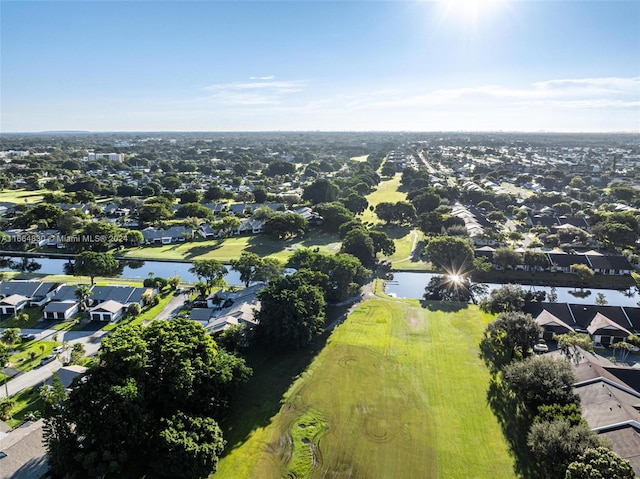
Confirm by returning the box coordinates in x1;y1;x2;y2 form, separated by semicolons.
74;285;92;312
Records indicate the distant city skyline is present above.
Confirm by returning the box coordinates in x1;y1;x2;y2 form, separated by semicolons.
1;0;639;133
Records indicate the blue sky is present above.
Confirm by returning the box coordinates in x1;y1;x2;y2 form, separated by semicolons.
1;0;639;132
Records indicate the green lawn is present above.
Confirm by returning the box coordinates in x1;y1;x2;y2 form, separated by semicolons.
214;298;514;479
0;307;43;329
6;340;57;373
361;174;407;224
0;188;46;204
4;386;43;428
120;232;341;263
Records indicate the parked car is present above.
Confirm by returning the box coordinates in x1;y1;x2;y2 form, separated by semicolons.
52;346;64;354
533;343;549;354
20;333;36;341
40;355;56;366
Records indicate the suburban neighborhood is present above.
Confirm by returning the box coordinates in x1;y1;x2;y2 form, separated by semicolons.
0;130;637;478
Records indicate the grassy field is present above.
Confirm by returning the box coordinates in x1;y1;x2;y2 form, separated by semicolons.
120;232;341;263
214;298;514;479
0;188;47;204
361;174;406;224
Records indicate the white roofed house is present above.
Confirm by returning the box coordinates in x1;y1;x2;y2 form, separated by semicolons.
43;301;79;321
90;299;125;322
0;294;28;317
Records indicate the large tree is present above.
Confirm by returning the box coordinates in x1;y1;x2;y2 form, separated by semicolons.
423;274;488;303
302;178;340;205
189;259;228;294
527;420;603;479
314;202;354;233
230;252;282;287
524;250;549;272
341;228;375;268
493;247;523;271
73;251;121;285
287;249;369;302
479;284;527;314
571;264;594;289
479;311;541;372
503;356;579;414
425;235;475;275
565;446;635;479
262;212;307;240
256;272;326;348
42;319;251;479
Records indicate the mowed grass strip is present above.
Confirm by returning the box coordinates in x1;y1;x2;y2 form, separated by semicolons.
362;173;406;224
122;232;341;263
214;299;514;479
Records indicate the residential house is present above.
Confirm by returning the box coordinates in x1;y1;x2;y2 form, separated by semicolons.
43;301;79;321
238;218;264;235
585;252;633;276
0;294;28;317
141;226;193;245
0;280;61;306
197;223;218;239
568;349;640;476
524;302;640;346
547;252;590;273
192;284;264;332
90;300;125;322
0;419;48;479
89;285;154;307
45;365;88;389
190;308;213;326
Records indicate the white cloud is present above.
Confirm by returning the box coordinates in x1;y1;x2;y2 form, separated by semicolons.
344;76;640;111
201;77;306;105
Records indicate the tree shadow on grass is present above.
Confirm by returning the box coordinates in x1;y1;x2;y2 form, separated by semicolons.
420;300;468;312
486;376;537;478
411;240;426;262
183;240;226;259
219;332;330;456
371;224;411;240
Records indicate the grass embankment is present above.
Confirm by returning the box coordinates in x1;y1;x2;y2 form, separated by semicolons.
121;232;341;263
215;298;514;479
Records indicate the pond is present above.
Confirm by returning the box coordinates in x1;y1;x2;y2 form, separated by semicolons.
385;272;640;308
0;256;244;285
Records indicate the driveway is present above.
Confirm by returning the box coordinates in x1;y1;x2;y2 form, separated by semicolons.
154;293;189;321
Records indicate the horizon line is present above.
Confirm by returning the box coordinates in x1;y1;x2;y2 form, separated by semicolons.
1;129;639;135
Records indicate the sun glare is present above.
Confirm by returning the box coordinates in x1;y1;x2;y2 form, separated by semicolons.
437;0;508;28
449;274;463;283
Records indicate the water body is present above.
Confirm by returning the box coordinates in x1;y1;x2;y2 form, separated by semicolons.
0;256;244;285
385;272;640;308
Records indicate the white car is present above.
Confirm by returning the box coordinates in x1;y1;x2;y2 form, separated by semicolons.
533;343;549;353
52;346;65;354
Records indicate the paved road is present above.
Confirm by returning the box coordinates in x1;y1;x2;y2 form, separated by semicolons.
3;329;105;396
2;295;189;397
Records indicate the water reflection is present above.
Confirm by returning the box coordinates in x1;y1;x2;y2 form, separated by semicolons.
385;272;639;308
0;256;244;285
